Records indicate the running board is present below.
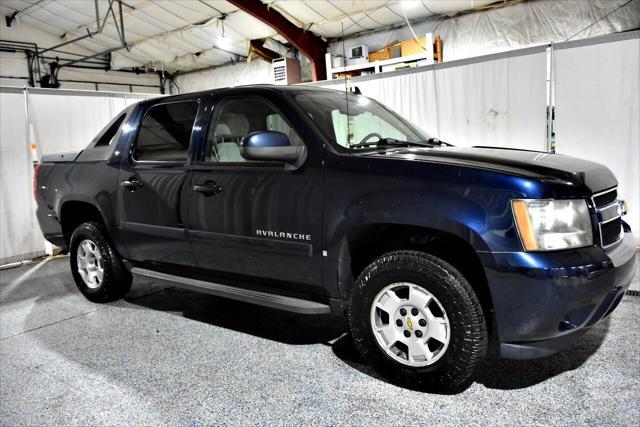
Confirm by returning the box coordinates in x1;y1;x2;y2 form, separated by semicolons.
130;267;331;315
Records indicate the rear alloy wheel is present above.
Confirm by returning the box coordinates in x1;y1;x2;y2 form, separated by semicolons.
348;250;487;392
76;239;104;289
70;221;132;302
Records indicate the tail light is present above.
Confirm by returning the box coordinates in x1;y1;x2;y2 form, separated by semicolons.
33;162;42;201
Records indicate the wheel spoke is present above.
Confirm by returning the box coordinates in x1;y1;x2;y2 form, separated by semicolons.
374;323;397;346
78;269;88;283
375;290;401;314
407;340;433;362
95;268;104;283
77;256;87;268
408;284;431;309
428;318;448;343
82;241;92;255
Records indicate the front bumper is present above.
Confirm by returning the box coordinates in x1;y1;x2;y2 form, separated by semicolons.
480;232;636;359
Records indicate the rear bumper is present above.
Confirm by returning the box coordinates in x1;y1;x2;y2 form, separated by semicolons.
481;232;636;359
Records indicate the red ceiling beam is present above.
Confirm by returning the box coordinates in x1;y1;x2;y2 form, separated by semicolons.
250;39;281;62
226;0;327;81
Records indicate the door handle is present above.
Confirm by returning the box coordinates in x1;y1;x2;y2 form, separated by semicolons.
193;181;223;196
121;177;142;191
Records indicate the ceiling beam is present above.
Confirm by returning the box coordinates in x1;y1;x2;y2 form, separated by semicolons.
249;39;280;62
226;0;327;81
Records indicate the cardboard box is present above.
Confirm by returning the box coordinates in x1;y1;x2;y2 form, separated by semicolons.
390;44;402;58
369;41;401;62
369;48;389;62
401;36;427;57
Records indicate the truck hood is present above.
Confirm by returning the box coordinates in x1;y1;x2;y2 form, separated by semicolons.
358;146;617;196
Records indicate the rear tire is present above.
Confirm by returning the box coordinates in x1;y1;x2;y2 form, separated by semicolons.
69;221;132;303
348;250;487;392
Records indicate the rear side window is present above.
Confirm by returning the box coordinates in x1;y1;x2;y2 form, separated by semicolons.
134;101;198;162
95;113;125;147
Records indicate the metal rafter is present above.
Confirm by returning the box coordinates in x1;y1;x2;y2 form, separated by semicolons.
226;0;327;81
55;0;129;70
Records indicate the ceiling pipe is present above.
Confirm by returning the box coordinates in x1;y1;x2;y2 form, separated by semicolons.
226;0;327;81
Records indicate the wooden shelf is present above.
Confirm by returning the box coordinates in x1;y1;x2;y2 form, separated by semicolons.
325;52;432;79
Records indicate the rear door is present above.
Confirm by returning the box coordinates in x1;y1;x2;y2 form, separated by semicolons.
117;99;201;266
186;94;324;293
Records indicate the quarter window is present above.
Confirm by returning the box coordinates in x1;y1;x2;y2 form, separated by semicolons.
95;113;125;147
134;101;198;162
206;97;297;163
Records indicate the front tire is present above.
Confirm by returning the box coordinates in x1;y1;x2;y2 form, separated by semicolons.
69;221;132;303
348;250;487;392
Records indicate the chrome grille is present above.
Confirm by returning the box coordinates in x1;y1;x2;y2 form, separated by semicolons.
601;218;623;247
593;189;617;207
591;187;623;249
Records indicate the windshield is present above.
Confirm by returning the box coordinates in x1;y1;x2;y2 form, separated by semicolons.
293;91;429;149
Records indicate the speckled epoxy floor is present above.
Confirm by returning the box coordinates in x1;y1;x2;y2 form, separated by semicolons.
1;255;638;425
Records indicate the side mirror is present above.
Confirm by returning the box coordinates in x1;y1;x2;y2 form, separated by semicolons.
241;131;306;168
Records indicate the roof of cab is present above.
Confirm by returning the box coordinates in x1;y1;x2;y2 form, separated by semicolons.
139;84;339;107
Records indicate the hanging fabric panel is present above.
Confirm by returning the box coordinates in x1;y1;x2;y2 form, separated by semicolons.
0;89;43;264
554;36;640;244
434;51;547;149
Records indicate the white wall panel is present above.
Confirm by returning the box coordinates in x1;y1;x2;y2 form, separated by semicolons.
27;90;153;155
554;37;640;243
356;71;439;138
319;72;438;138
0;90;43;263
435;52;547;149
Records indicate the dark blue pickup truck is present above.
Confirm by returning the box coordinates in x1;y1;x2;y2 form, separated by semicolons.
35;85;636;391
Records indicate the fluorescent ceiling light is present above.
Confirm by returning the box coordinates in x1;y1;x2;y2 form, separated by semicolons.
400;0;422;9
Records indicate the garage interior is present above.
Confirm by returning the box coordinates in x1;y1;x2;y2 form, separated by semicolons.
1;0;639;424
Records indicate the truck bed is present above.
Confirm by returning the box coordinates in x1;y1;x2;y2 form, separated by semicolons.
40;150;83;163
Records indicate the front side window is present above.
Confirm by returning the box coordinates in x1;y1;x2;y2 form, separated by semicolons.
134;101;198;162
294;91;427;149
206;97;297;163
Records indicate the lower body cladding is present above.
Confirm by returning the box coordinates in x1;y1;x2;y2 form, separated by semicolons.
481;232;636;359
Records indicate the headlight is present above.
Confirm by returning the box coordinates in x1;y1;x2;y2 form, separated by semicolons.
511;199;593;251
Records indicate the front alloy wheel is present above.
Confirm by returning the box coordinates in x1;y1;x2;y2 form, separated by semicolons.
348;251;487;392
371;282;450;367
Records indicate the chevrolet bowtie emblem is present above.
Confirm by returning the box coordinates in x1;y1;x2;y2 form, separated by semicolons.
407;318;414;331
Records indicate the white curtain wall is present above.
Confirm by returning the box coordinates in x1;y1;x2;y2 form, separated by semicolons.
314;31;639;244
554;35;640;243
0;87;156;264
315;47;548;150
0;90;42;264
434;50;547;150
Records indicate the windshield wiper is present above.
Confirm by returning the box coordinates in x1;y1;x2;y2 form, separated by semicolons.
425;137;453;147
349;138;434;149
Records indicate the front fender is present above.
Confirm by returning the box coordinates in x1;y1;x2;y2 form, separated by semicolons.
325;188;523;254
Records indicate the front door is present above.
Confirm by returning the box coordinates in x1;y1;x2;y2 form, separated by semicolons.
187;95;323;292
117;100;199;267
